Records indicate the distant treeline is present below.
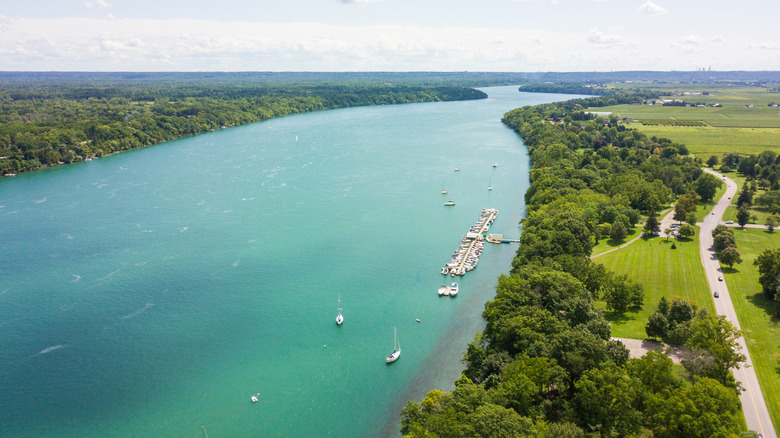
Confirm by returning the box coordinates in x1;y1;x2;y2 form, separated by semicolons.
400;92;746;437
0;81;486;175
520;83;663;106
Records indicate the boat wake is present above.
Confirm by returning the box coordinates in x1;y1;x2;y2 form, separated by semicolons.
38;344;66;355
71;274;81;283
122;303;154;320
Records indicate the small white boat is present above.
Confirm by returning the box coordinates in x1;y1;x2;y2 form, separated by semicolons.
441;189;448;194
444;201;455;206
492;163;497;167
438;285;449;296
454;168;460;171
449;282;459;297
386;327;401;363
336;295;344;325
441;267;449;275
488;177;493;191
251;394;259;403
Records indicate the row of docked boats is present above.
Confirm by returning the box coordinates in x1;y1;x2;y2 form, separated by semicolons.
440;208;498;277
437;282;459;297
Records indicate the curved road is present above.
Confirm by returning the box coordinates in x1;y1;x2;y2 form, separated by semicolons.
701;168;776;438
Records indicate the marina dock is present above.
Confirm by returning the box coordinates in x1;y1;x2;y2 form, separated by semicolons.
441;208;498;276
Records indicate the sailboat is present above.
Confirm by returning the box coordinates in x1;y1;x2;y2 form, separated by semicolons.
488;177;493;191
336;294;344;325
386;327;401;363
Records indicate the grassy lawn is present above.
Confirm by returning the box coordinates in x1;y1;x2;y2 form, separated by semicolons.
725;228;780;433
594;230;714;339
591;225;641;256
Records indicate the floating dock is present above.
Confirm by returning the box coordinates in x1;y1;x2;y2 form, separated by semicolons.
441;208;498;277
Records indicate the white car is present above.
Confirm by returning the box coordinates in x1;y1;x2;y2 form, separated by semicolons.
718;276;723;281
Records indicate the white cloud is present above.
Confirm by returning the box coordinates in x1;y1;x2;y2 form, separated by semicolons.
749;41;780;50
586;28;621;46
0;16;778;72
84;0;113;9
711;35;725;43
637;1;667;16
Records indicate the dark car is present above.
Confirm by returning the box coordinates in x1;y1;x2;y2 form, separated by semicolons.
714;291;720;298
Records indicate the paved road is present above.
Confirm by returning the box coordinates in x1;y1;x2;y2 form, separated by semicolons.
700;168;776;438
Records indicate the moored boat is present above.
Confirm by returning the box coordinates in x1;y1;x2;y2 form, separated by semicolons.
386;327;401;363
449;282;459;296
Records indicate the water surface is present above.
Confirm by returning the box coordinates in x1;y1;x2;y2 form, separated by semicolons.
0;87;574;437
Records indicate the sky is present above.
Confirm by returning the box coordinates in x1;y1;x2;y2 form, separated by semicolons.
1;0;779;72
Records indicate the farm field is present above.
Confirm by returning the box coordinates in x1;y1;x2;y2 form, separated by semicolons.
724;228;780;434
591;84;780;158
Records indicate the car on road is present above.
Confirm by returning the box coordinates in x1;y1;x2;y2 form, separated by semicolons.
711;212;715;215
725;220;734;224
718;276;723;281
714;291;720;298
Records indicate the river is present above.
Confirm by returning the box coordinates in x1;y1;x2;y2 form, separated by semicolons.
0;87;575;437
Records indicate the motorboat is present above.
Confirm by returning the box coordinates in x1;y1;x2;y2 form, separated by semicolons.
444;201;455;206
449;283;459;296
438;285;449;296
336;295;344;325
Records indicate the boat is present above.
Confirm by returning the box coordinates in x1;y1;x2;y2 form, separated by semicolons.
449;282;459;297
488;177;493;191
454;168;460;171
336;295;344;325
492;163;498;167
386;327;401;363
441;267;449;275
438;285;449;296
251;393;259;403
444;201;455;206
441;189;448;194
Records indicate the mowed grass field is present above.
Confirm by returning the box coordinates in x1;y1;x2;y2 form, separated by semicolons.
594;231;715;339
724;228;780;434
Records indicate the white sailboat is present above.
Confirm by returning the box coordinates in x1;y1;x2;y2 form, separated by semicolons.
488;177;493;191
336;294;344;325
386;327;401;363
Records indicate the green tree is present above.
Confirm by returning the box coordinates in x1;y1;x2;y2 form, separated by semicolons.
673;202;687;223
686;313;746;385
602;273;644;314
694;173;723;202
644;211;660;235
719;246;742;269
753;248;780;300
713;232;736;253
610;221;627;242
706;155;719;167
767;216;777;233
736;182;754;208
648;377;741;438
685;211;698;226
645;312;670;339
571;363;643;437
678;223;696;239
736;205;751;227
664;227;674;241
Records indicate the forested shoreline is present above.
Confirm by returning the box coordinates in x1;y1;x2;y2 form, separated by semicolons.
400;92;748;437
0;79;485;175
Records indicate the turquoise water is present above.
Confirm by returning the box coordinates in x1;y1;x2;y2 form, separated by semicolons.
0;87;572;437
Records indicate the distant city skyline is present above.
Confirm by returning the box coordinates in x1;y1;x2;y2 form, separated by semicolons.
1;0;779;72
